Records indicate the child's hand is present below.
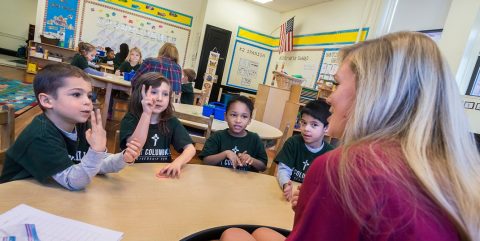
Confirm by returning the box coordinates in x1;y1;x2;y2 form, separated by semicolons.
225;150;242;168
85;109;107;152
115;70;121;76
238;151;253;166
141;84;156;115
156;161;183;178
291;185;301;211
123;138;141;164
283;181;293;201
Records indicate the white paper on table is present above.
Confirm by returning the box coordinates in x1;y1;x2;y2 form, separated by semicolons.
0;204;123;241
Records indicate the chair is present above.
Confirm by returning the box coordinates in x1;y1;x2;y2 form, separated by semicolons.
267;123;290;176
179;224;290;241
0;105;15;170
174;111;214;148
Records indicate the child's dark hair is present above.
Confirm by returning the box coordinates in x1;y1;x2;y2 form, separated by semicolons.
183;68;196;82
300;99;331;126
226;95;254;117
129;72;173;134
78;42;96;56
105;47;113;53
33;63;92;111
118;43;129;60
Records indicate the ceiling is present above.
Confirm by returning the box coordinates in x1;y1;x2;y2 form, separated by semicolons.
247;0;333;13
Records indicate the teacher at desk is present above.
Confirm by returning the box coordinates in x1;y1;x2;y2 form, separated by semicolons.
220;32;480;241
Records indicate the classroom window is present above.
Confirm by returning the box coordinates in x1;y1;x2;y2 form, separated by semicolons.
466;55;480;97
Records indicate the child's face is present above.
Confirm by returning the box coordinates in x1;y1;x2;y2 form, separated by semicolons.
225;101;251;137
42;76;93;131
86;50;96;62
107;51;115;59
181;72;188;84
300;113;327;148
130;51;140;63
148;82;171;115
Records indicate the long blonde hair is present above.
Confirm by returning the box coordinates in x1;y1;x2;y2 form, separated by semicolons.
126;47;143;65
334;31;480;240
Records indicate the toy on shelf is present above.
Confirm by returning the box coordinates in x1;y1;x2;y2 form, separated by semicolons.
273;71;305;90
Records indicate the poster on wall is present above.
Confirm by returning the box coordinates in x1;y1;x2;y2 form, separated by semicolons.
202;50;220;104
43;0;79;48
79;0;190;65
226;40;272;91
316;48;339;87
266;50;324;89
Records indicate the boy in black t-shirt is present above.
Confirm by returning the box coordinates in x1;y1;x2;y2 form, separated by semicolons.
180;68;196;105
0;63;141;190
275;99;334;201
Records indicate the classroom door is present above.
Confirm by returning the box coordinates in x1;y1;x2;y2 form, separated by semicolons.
195;24;231;103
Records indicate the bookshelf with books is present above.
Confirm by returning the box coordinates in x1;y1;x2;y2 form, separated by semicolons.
26;41;77;74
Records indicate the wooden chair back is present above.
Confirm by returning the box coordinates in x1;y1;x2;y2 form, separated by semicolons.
0;104;15;169
268;123;290;176
174;112;214;146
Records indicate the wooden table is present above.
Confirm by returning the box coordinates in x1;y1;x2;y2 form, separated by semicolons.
89;73;131;126
173;103;283;140
0;164;294;241
98;63;114;73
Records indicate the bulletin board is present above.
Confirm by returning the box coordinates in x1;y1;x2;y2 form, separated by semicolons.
226;40;272;91
265;50;324;89
78;0;191;66
316;48;340;87
43;0;80;48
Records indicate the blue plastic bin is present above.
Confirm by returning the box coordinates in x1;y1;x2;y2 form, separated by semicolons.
202;104;215;117
124;71;135;81
202;102;226;121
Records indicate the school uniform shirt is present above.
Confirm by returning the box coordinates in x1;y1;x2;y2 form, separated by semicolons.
118;61;140;73
131;57;182;93
70;53;89;70
113;53;127;70
199;129;268;172
275;135;333;183
119;112;192;163
180;82;194;105
0;114;90;183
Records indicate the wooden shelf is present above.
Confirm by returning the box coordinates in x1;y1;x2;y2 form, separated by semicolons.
27;40;77;74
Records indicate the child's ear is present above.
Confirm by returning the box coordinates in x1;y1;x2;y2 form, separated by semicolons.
38;93;54;109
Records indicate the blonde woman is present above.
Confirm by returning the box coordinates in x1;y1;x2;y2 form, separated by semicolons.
115;47;143;75
220;31;480;241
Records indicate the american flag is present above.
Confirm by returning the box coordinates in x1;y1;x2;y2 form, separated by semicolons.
279;17;294;53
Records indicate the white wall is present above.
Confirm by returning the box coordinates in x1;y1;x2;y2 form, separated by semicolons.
201;0;281;85
0;0;37;51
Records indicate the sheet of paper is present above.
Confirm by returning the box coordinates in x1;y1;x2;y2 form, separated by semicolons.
0;204;123;241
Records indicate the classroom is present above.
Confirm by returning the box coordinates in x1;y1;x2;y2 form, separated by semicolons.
0;0;479;240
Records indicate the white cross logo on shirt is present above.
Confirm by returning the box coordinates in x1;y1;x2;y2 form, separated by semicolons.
302;160;310;171
232;146;239;154
151;134;160;146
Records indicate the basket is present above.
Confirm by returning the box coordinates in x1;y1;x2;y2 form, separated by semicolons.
273;71;305;90
40;35;60;46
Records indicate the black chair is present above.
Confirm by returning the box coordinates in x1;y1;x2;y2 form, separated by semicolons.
180;224;291;241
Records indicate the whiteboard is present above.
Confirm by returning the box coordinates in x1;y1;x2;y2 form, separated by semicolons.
226;40;272;91
78;1;190;65
266;49;324;89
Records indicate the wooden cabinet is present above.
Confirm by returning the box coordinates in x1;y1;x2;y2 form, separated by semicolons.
26;41;77;74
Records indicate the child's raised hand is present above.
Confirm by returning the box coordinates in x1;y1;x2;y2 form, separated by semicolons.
85;109;107;152
238;151;253;166
123;138;141;164
225;150;242;169
283;181;293;201
291;184;301;211
141;84;156;115
156;161;183;178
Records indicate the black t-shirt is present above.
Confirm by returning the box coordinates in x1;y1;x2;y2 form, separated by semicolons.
199;129;268;172
118;61;140;73
70;53;89;70
0;114;90;183
180;83;194;105
275;135;333;183
120;113;192;163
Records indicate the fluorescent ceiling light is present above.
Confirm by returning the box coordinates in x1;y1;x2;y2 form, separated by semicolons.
254;0;273;4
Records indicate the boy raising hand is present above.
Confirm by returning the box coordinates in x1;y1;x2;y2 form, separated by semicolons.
0;64;141;190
